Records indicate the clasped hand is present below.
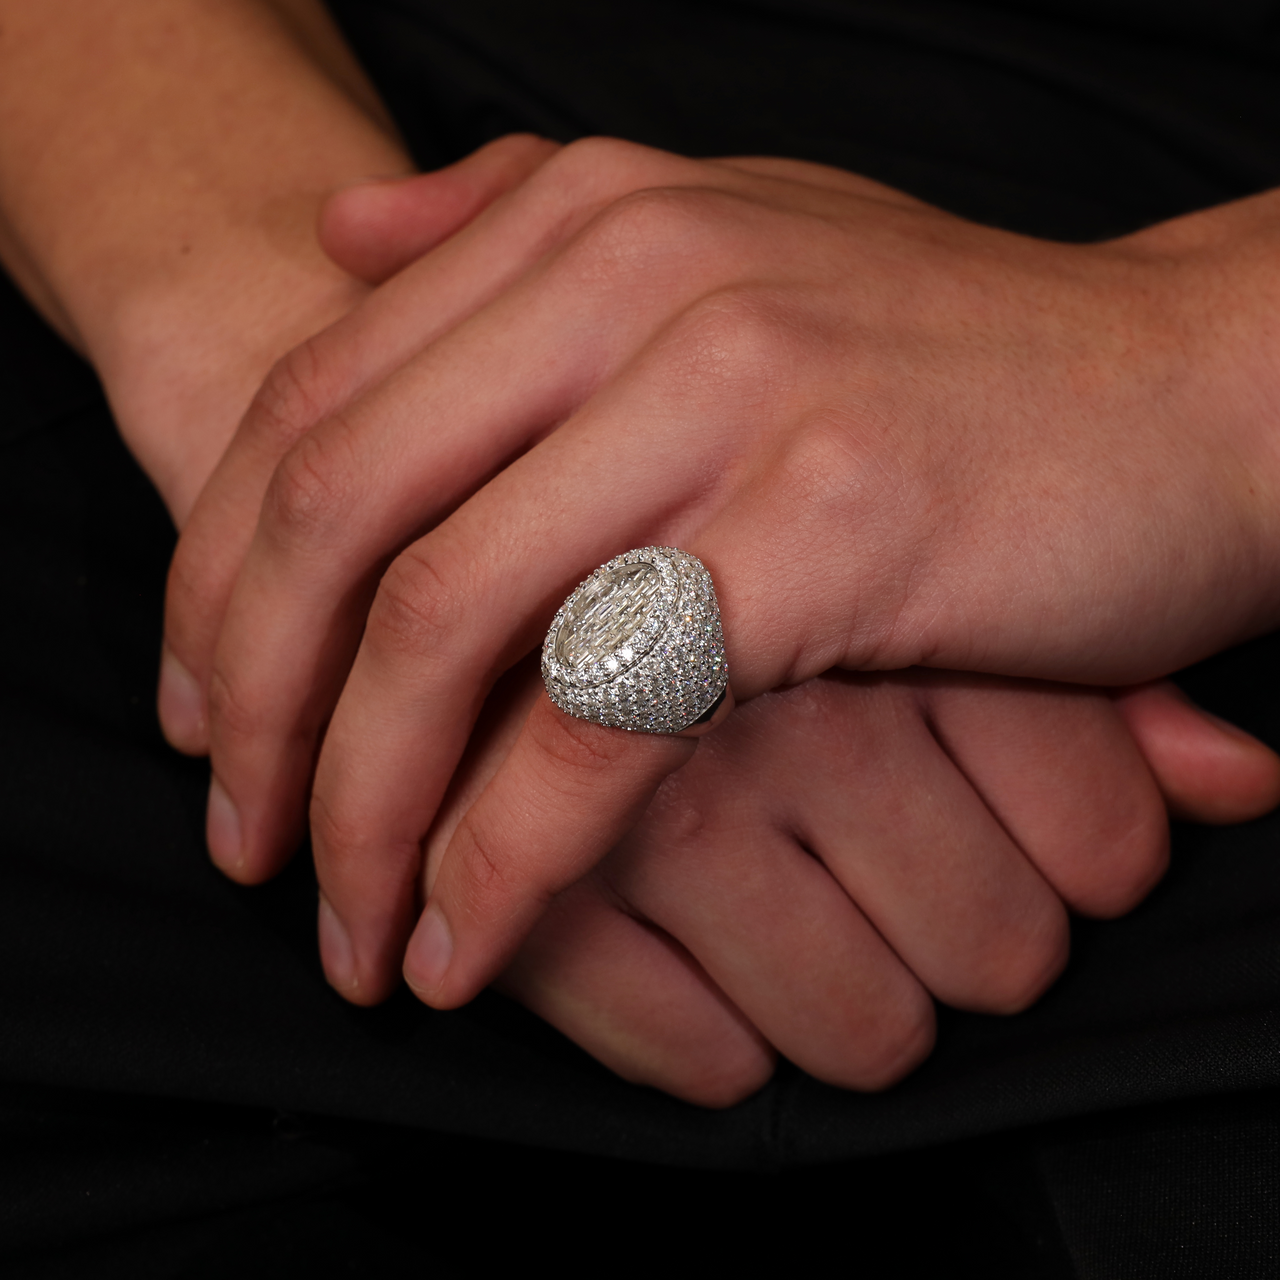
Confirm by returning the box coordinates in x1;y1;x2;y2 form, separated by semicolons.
159;137;1280;1103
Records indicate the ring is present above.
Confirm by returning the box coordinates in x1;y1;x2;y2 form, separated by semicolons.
541;546;729;734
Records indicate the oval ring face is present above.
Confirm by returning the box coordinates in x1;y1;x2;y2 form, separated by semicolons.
542;546;729;734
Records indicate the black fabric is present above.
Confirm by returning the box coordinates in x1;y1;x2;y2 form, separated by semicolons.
330;0;1280;241
1033;1090;1280;1277
0;1080;1055;1279
7;0;1280;1270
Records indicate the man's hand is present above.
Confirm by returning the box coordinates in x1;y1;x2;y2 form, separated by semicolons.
412;661;1279;1104
159;138;1280;1014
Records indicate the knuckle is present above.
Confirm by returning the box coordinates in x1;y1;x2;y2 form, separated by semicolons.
843;992;937;1092
365;547;468;665
681;285;777;343
447;818;532;928
521;137;658;240
643;780;714;850
770;416;923;563
763;417;932;668
206;663;264;745
1079;804;1171;919
544;135;648;191
308;789;372;865
601;791;716;899
662;1045;776;1109
1032;765;1171;920
785;978;936;1094
246;337;337;457
310;790;422;894
593;184;698;238
455;822;511;896
262;421;361;552
164;536;214;651
569;186;726;288
968;906;1071;1016
482;131;550;163
666;288;801;397
773;415;869;501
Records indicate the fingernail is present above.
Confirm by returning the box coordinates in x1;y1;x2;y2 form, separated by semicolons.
158;646;206;751
318;894;358;994
206;775;243;874
406;901;453;994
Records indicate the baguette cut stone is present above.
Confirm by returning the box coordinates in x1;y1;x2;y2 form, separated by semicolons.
542;546;728;733
554;562;662;673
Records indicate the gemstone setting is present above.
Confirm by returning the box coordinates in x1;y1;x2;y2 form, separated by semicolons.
542;546;729;733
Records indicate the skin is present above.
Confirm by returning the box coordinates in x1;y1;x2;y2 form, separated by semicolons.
163;141;1280;1091
0;0;407;521
160;138;1280;1026
422;657;1277;1104
1;4;1276;1102
314;175;1280;1105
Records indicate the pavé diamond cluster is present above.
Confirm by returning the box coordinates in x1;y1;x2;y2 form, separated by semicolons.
542;546;728;733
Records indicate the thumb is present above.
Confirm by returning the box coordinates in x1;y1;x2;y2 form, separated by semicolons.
1115;681;1280;824
319;133;561;283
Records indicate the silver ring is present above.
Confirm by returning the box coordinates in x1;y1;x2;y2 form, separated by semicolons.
542;546;729;734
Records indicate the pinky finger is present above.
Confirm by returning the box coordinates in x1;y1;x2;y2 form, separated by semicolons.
494;876;775;1108
1114;681;1280;824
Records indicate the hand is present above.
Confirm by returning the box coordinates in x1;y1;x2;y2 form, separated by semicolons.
425;663;1280;1104
164;145;1280;1104
158;138;1280;1010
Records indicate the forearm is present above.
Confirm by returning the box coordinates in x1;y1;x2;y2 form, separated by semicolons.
0;0;410;521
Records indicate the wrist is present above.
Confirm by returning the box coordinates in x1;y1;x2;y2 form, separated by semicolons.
1117;198;1280;641
93;238;368;526
0;0;410;521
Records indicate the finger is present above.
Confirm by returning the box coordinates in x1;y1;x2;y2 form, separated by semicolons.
770;678;1070;1014
161;139;746;771
318;134;561;284
308;230;899;996
203;179;781;885
316;653;541;1005
382;653;738;1117
497;875;775;1108
600;765;936;1090
202;274;677;879
920;674;1171;918
306;301;797;996
1115;680;1280;824
160;136;581;757
459;666;930;1092
162;138;876;760
428;671;1068;1019
711;155;931;209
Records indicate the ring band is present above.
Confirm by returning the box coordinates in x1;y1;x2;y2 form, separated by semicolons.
541;546;729;734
